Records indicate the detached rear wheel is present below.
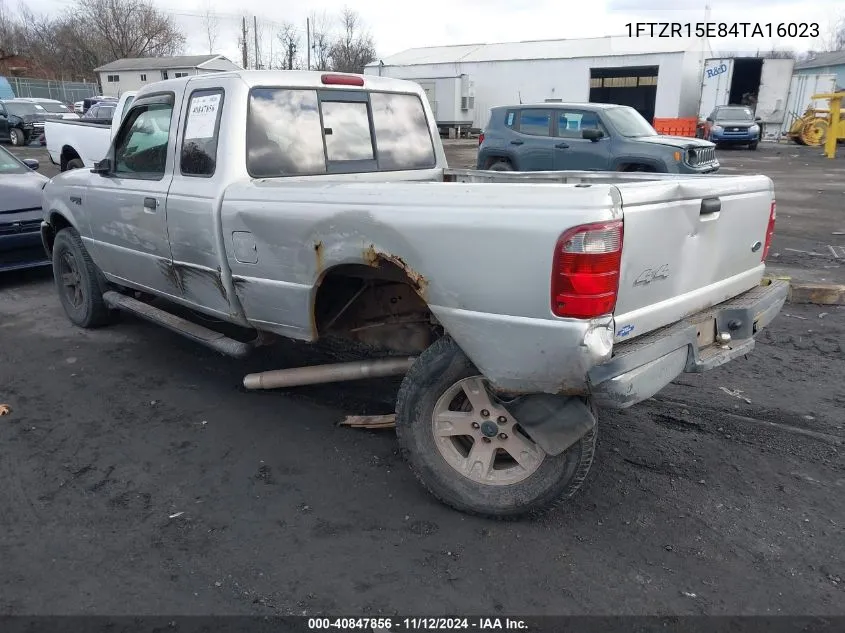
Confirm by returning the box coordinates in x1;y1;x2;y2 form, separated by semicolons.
52;227;113;328
395;337;597;518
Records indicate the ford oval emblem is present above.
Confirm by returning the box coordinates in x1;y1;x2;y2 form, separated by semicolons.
617;324;635;337
751;241;762;253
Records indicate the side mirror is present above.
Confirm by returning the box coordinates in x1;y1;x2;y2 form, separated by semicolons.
22;158;39;170
582;128;604;142
92;158;111;174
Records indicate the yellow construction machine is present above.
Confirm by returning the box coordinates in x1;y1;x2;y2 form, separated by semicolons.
786;92;845;158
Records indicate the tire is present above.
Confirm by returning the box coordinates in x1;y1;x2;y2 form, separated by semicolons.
488;161;513;171
52;227;113;328
65;158;84;171
9;128;24;146
395;337;597;518
749;142;758;151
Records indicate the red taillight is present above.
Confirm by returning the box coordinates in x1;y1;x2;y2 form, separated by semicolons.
320;73;364;87
478;132;485;146
551;221;623;319
762;201;776;261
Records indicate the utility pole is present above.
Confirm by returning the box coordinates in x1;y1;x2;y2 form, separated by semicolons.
241;17;248;69
306;17;311;70
254;16;259;69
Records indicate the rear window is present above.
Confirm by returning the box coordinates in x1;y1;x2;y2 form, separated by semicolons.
246;88;435;178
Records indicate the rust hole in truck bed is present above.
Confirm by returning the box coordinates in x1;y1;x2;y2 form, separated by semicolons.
362;245;429;300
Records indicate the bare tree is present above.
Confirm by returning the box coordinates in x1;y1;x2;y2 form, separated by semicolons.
277;22;300;70
72;0;184;61
308;11;332;71
201;0;219;54
329;7;376;74
818;12;845;51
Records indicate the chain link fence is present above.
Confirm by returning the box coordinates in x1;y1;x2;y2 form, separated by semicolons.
5;76;100;103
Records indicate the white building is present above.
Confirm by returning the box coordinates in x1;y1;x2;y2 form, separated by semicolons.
94;55;241;97
364;36;711;132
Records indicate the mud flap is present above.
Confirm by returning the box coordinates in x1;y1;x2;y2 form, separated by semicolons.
503;394;596;456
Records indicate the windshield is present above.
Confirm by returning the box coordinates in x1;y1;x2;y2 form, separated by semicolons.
0;145;26;173
603;106;658;137
715;107;754;121
4;102;45;117
36;102;69;113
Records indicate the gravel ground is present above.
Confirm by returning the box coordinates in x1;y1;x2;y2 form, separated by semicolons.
1;141;843;617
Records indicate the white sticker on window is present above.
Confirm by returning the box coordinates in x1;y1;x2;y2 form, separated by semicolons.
185;93;221;140
506;112;515;126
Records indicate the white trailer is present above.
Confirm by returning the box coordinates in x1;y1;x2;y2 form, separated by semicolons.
779;72;838;136
698;57;794;138
413;74;475;137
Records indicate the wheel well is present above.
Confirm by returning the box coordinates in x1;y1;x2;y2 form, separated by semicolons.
617;162;658;172
60;146;81;170
43;212;73;255
485;156;513;169
312;262;441;356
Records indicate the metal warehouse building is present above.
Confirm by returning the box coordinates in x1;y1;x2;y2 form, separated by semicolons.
364;35;711;133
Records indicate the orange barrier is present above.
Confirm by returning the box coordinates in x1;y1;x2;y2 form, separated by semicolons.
653;117;698;137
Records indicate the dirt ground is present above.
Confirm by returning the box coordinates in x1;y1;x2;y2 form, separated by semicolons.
1;142;843;617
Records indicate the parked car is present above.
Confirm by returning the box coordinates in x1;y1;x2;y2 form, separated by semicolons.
0;99;47;146
478;103;719;173
40;71;786;518
45;91;135;171
703;105;762;149
0;144;50;272
18;97;80;120
82;101;118;122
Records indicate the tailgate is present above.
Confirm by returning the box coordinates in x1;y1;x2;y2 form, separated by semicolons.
612;175;774;341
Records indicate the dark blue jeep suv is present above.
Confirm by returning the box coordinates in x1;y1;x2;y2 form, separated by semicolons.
477;103;719;174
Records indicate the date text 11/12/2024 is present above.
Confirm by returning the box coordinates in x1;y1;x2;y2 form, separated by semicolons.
307;618;529;630
625;22;819;38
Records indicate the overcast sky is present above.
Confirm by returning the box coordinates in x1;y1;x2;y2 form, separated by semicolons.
21;0;845;64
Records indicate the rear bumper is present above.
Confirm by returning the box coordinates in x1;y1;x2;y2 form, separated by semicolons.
589;280;788;409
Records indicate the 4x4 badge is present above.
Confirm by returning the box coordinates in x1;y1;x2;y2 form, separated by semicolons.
634;264;670;286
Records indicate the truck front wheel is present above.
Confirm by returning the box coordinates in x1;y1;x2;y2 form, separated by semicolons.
395;337;597;518
52;227;113;328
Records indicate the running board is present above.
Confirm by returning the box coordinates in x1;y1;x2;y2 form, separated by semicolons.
102;291;257;358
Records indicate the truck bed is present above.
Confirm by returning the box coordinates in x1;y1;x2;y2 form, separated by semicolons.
444;167;775;344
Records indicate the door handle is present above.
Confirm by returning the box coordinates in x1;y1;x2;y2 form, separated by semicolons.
143;197;158;211
700;197;721;215
510;140;524;145
555;142;569;149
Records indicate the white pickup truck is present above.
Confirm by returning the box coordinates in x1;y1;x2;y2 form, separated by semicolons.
39;71;787;517
45;92;135;171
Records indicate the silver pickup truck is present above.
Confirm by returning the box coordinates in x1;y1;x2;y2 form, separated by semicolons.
40;70;787;517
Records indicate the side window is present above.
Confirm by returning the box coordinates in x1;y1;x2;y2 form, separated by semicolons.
181;88;224;177
556;110;606;138
320;100;374;161
121;96;135;122
370;92;435;171
517;109;552;136
113;100;173;178
247;88;326;177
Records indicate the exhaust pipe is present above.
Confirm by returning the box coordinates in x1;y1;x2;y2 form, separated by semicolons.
243;357;416;390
